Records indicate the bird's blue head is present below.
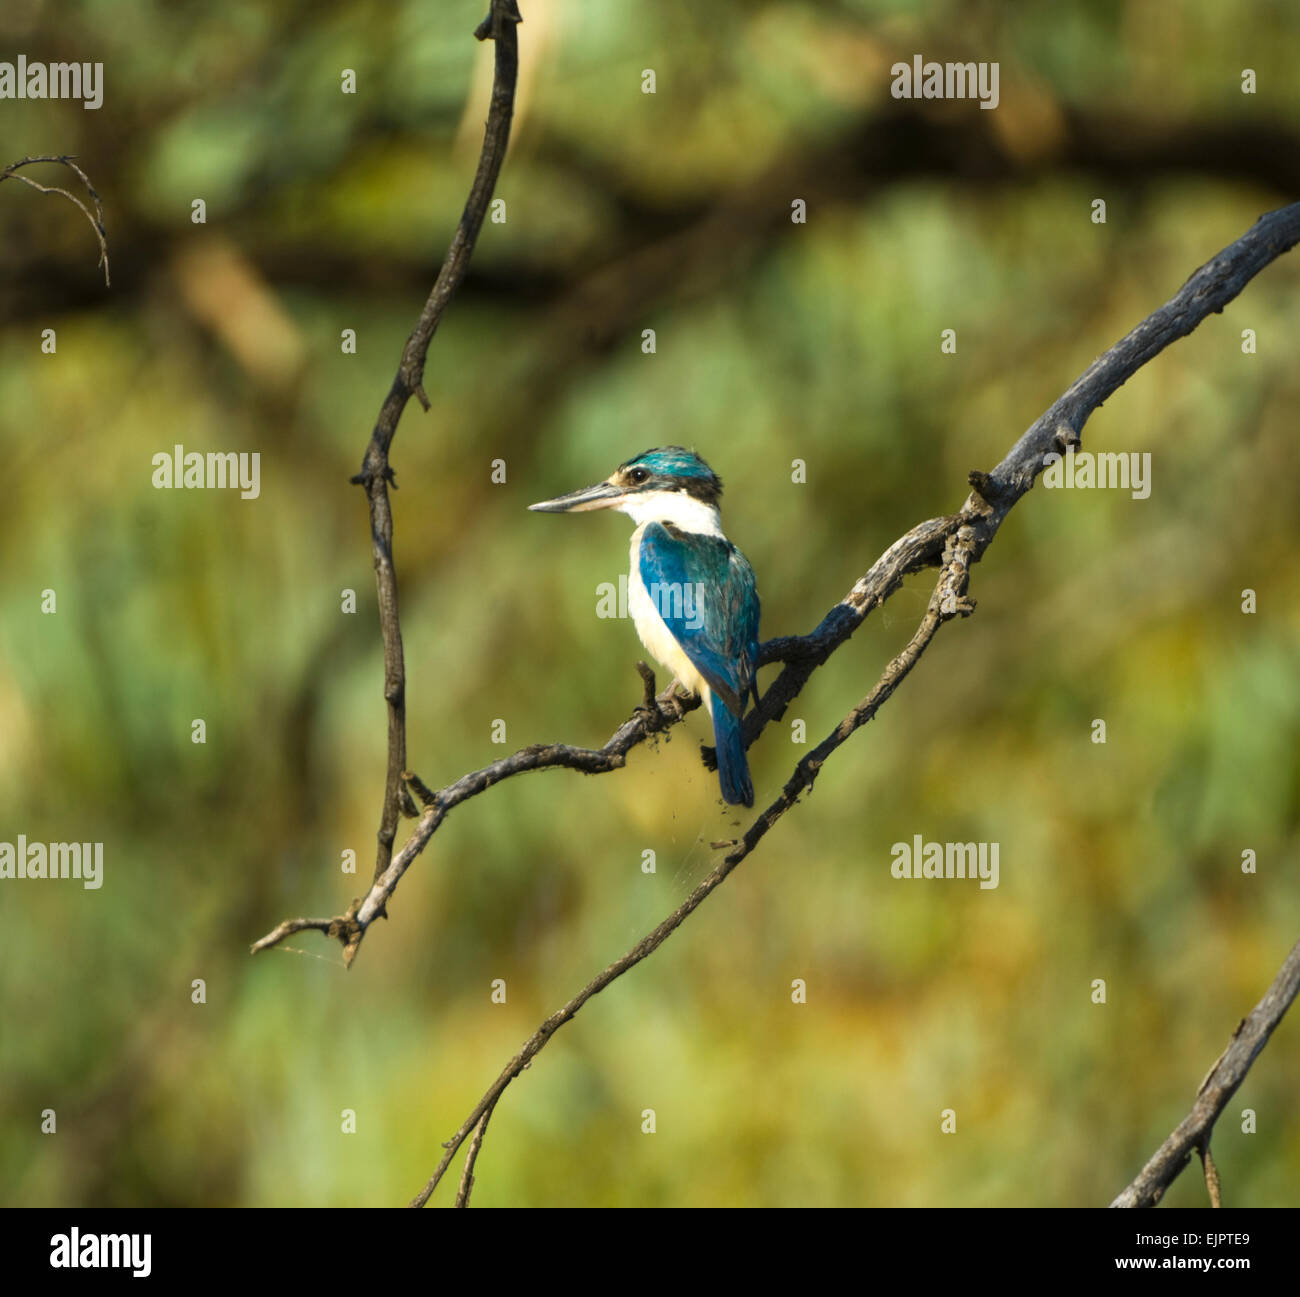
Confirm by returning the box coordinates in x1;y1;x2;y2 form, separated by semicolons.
528;446;723;517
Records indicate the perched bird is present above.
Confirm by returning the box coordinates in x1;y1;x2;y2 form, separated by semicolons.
529;447;761;806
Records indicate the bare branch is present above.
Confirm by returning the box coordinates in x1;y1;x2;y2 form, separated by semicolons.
453;1101;497;1209
1200;1143;1223;1209
248;915;338;954
347;0;522;899
2;155;110;286
1110;937;1300;1208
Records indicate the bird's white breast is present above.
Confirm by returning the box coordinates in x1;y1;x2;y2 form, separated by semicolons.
628;523;710;701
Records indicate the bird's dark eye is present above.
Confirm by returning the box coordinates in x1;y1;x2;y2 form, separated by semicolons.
628;467;649;485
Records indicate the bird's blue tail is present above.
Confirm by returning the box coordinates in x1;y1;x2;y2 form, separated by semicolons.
709;693;754;807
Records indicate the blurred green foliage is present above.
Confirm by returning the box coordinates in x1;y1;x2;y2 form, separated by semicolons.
1;0;1298;1207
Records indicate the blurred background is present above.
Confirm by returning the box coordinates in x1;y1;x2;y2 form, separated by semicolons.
1;0;1298;1207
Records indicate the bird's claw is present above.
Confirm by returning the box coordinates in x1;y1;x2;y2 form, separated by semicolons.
633;663;692;729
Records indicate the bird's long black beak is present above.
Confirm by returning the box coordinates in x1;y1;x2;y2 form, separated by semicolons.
528;480;626;513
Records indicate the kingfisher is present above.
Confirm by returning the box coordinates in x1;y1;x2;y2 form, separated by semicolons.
529;447;761;807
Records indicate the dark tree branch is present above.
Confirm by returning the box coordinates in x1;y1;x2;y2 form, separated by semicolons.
248;674;699;963
346;0;521;897
1;155;110;285
1111;937;1300;1208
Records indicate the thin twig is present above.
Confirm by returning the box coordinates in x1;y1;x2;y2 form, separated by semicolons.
1110;937;1300;1207
1200;1143;1223;1209
453;1101;497;1208
1;154;110;285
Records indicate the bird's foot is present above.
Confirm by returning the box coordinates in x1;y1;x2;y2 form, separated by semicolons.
658;690;688;723
633;662;691;729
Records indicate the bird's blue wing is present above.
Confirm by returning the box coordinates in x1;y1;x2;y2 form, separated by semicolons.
639;522;759;716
